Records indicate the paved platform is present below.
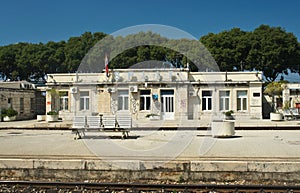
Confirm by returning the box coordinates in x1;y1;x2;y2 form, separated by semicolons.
0;129;299;159
0;118;300;130
0;121;299;182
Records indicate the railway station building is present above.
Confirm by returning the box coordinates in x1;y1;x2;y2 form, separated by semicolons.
45;67;263;127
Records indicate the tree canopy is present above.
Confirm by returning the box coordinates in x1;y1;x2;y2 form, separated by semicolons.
0;32;106;82
200;25;300;81
0;25;299;83
78;31;216;73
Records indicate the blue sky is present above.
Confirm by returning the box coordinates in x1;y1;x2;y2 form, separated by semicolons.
1;0;299;45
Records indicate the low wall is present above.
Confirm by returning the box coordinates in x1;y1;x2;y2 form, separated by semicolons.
0;158;299;183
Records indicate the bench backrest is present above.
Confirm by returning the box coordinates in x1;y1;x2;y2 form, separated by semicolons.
117;113;132;129
87;116;101;129
72;116;86;128
102;115;116;128
283;109;292;116
291;108;299;116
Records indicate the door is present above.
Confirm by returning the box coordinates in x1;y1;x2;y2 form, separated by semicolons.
161;90;174;120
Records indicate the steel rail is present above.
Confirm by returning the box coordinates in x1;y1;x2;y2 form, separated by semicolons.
0;180;299;192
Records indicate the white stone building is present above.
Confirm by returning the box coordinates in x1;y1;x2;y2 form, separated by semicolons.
46;69;263;128
282;83;300;110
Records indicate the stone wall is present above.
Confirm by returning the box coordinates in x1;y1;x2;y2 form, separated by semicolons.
0;88;45;120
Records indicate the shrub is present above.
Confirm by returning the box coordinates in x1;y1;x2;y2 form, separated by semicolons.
145;113;159;118
47;110;59;115
224;110;234;116
5;108;18;117
1;109;7;118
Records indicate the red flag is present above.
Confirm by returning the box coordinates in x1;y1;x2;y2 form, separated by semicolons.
105;54;109;77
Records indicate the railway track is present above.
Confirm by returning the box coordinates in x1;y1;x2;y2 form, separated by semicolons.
0;181;299;192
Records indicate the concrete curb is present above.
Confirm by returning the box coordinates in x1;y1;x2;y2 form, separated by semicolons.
1;158;300;172
1;158;300;182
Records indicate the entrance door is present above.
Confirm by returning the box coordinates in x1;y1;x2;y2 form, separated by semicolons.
161;90;174;120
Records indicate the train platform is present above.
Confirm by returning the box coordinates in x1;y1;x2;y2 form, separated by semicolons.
0;118;299;130
0;126;299;183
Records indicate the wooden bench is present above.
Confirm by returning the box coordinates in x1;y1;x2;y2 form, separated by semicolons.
73;114;131;139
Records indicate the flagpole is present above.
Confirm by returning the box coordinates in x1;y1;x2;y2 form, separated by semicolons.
105;53;109;78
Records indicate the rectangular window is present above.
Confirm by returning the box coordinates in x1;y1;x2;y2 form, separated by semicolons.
140;90;151;111
20;98;24;113
7;98;12;108
118;90;129;111
219;91;230;111
202;90;212;111
237;91;248;111
30;98;35;113
80;91;89;111
59;91;69;111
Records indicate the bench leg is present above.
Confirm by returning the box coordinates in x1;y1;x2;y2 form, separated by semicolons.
122;131;127;139
121;130;129;139
74;129;86;140
74;130;82;140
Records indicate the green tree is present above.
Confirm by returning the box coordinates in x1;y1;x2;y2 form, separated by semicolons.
247;25;299;81
200;28;252;71
0;45;17;80
200;25;300;81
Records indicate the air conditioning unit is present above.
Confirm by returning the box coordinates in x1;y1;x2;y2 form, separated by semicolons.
70;87;78;94
107;87;115;93
129;85;138;92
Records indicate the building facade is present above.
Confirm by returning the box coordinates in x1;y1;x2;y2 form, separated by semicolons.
46;69;263;127
282;83;300;110
0;81;45;120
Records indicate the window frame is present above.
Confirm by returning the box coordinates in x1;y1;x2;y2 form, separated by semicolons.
202;90;213;111
237;90;248;112
79;91;90;111
20;98;24;113
117;90;129;111
139;90;151;111
30;98;35;113
219;90;230;111
60;92;69;111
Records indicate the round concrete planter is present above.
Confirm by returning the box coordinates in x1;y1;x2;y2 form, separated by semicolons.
46;115;59;122
3;116;16;122
211;120;235;137
270;112;283;121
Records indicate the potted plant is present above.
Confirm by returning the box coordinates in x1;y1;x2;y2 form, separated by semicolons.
3;108;18;121
46;110;59;122
264;81;285;121
223;110;234;120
